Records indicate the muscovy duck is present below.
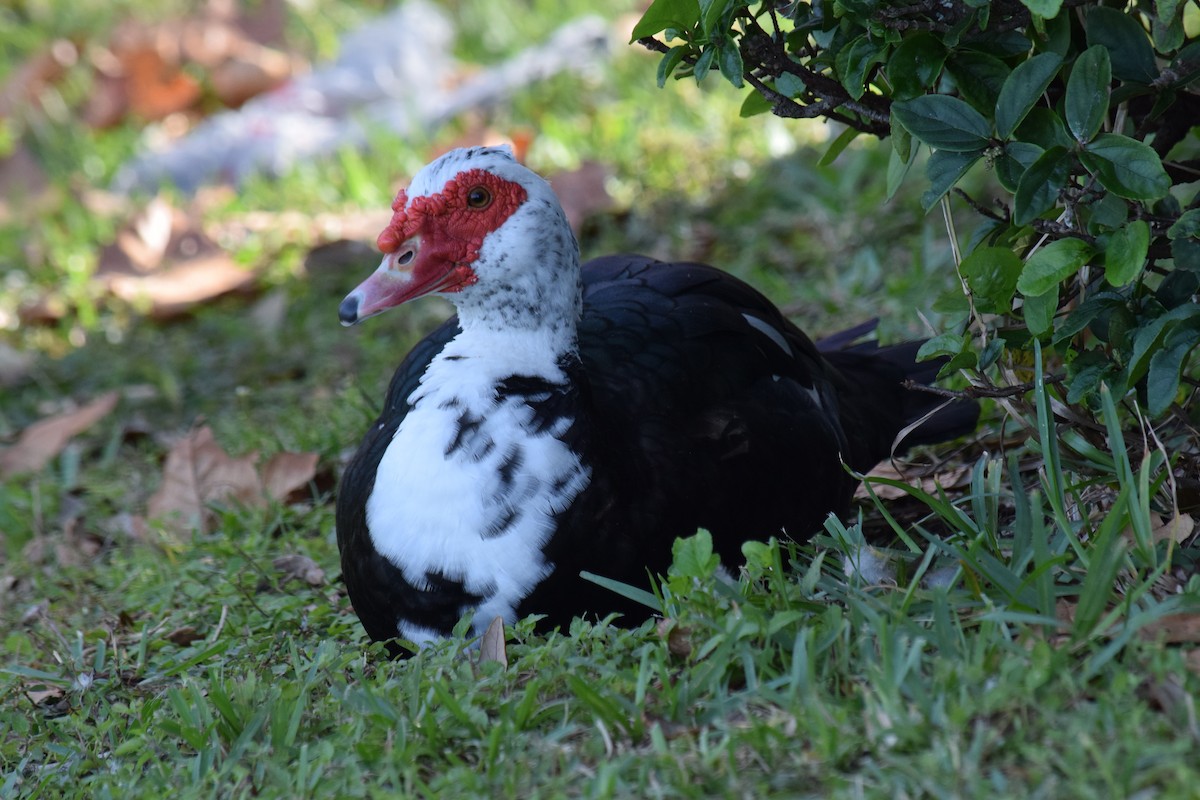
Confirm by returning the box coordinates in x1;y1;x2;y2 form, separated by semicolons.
336;146;977;652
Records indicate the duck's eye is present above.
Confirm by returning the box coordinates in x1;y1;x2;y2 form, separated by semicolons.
466;186;492;209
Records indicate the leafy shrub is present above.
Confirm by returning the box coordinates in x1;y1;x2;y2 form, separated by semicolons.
633;0;1200;424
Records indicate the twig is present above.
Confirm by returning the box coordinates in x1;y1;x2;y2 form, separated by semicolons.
903;374;1066;400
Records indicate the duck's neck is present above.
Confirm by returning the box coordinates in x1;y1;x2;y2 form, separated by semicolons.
446;243;583;381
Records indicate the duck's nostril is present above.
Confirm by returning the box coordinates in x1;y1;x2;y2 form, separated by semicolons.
396;249;415;266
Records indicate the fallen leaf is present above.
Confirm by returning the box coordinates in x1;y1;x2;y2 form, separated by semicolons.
1138;612;1200;644
656;618;693;658
146;426;263;534
0;142;53;223
273;553;326;586
0;341;34;387
856;461;971;501
105;254;257;318
549;161;613;235
262;451;318;502
0;39;76;118
146;428;319;534
479;616;508;668
0;392;119;477
25;685;67;706
1152;513;1195;545
121;44;202;120
1120;512;1196;549
209;43;293;108
165;625;203;646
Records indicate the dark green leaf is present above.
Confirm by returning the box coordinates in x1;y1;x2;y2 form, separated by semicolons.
699;0;732;37
1041;12;1072;56
1065;46;1111;143
1169;42;1200;88
819;126;859;166
887;32;947;100
916;332;966;361
1085;192;1129;234
1167;208;1200;240
1146;326;1200;415
1156;269;1200;306
1067;351;1117;403
1013;145;1072;225
995;141;1044;193
1127;304;1200;383
891;114;912;163
1054;291;1126;344
656;46;688;88
1079;134;1170;200
1103;220;1149;286
945;51;1011;114
1172;238;1200;271
978;337;1005;369
1020;0;1063;18
1014;107;1072;150
1023;288;1059;338
716;38;744;87
961;246;1023;313
886;140;916;201
1086;6;1157;84
693;45;716;82
921;149;982;211
775;72;806;98
739;87;773;117
995;52;1063;140
1153;0;1185;53
631;0;701;41
836;36;885;100
1017;238;1094;296
893;95;991;152
670;530;718;578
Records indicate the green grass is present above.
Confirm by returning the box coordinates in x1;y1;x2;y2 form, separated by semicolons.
3;1;1199;797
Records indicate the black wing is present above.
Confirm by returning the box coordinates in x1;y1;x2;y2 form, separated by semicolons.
568;255;860;564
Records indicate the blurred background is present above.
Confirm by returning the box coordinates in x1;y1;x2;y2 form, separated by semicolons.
0;0;960;554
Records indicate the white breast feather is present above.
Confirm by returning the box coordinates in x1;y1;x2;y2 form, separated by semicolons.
366;342;590;642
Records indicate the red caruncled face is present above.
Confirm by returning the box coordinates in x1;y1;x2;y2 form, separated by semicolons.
340;168;529;325
377;168;529;287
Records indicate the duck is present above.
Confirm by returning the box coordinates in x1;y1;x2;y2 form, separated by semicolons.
335;146;977;654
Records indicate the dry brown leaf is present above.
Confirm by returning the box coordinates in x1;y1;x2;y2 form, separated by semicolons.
26;685;67;706
656;618;693;658
147;426;263;534
856;462;971;501
549;161;613;235
479;615;508;668
273;553;326;587
165;625;203;646
146;427;319;534
121;45;202;120
0;392;119;477
209;43;293;108
0;341;34;387
1152;513;1195;545
0;40;76;118
1119;512;1196;549
262;451;318;502
105;254;257;318
1138;612;1200;644
0;142;53;223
